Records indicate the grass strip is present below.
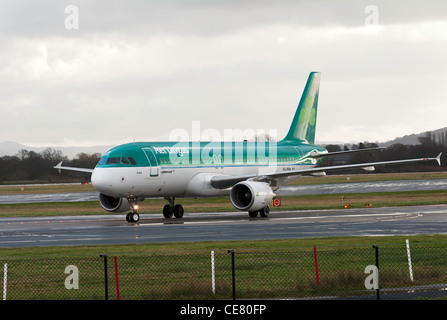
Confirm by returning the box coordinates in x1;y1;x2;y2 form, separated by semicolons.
1;189;447;218
2;235;447;299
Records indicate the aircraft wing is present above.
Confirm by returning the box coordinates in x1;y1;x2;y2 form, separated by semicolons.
210;153;442;189
54;161;94;174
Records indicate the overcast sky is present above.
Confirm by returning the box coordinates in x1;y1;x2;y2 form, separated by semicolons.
1;0;447;148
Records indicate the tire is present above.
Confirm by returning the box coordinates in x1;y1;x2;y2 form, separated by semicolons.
131;212;140;223
259;206;270;218
173;204;184;218
248;211;258;218
127;212;140;223
163;204;173;219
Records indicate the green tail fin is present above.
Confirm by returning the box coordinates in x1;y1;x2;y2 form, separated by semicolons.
282;72;321;144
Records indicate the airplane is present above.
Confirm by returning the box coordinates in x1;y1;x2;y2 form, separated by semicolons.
54;72;442;223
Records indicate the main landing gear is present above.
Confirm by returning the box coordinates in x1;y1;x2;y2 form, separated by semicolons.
248;206;270;218
124;197;269;223
163;196;184;219
124;196;184;223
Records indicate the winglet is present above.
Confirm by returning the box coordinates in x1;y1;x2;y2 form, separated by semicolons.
436;152;442;166
52;161;94;174
54;161;63;174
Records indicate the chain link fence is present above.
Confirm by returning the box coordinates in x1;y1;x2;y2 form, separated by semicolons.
1;242;447;300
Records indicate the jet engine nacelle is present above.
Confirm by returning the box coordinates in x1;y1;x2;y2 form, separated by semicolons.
99;193;130;212
230;181;275;211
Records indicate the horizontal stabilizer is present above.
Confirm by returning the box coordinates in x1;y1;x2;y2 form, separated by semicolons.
311;147;385;159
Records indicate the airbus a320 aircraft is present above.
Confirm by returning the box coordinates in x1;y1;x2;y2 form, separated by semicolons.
55;72;442;223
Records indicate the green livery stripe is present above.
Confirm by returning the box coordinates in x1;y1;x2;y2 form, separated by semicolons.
95;141;326;169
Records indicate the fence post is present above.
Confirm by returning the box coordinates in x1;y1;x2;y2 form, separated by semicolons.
313;246;319;285
211;251;215;294
406;239;414;282
372;245;380;300
228;250;236;300
100;254;108;300
114;256;120;300
3;263;7;301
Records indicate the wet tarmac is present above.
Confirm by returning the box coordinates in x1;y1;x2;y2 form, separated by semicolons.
1;204;447;247
1;179;446;204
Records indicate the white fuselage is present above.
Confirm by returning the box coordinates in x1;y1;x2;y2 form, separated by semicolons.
91;162;311;199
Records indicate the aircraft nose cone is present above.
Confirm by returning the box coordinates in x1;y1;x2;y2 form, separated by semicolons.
91;168;112;194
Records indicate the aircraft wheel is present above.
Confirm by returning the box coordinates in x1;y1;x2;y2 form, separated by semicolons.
173;204;184;218
163;204;173;219
131;212;140;222
127;212;140;223
259;206;270;218
248;211;258;218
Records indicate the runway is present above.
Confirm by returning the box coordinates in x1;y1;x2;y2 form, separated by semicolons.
1;204;447;247
2;178;447;204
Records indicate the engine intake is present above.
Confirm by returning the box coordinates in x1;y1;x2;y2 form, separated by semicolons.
230;181;274;211
99;193;130;212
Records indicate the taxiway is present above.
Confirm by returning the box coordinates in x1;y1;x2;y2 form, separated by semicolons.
0;205;446;247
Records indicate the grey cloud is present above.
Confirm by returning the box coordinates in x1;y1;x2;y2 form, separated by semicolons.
2;0;447;38
1;1;447;146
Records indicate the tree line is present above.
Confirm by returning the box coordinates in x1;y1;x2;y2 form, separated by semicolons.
320;133;445;173
0;134;445;184
0;148;100;184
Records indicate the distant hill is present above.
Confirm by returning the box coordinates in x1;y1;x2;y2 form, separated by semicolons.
379;127;447;147
0;141;113;159
2;128;447;159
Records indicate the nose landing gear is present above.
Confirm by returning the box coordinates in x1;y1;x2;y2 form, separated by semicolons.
126;211;140;223
126;199;140;223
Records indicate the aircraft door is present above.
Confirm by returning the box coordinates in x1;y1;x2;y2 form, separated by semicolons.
143;148;159;177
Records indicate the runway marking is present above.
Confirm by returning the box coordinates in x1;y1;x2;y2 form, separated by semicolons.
137;212;414;227
139;220;233;227
271;212;412;221
0;238;102;245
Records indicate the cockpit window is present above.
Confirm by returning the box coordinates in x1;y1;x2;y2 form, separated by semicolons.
97;156;107;166
121;157;137;165
97;156;138;166
106;157;120;165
